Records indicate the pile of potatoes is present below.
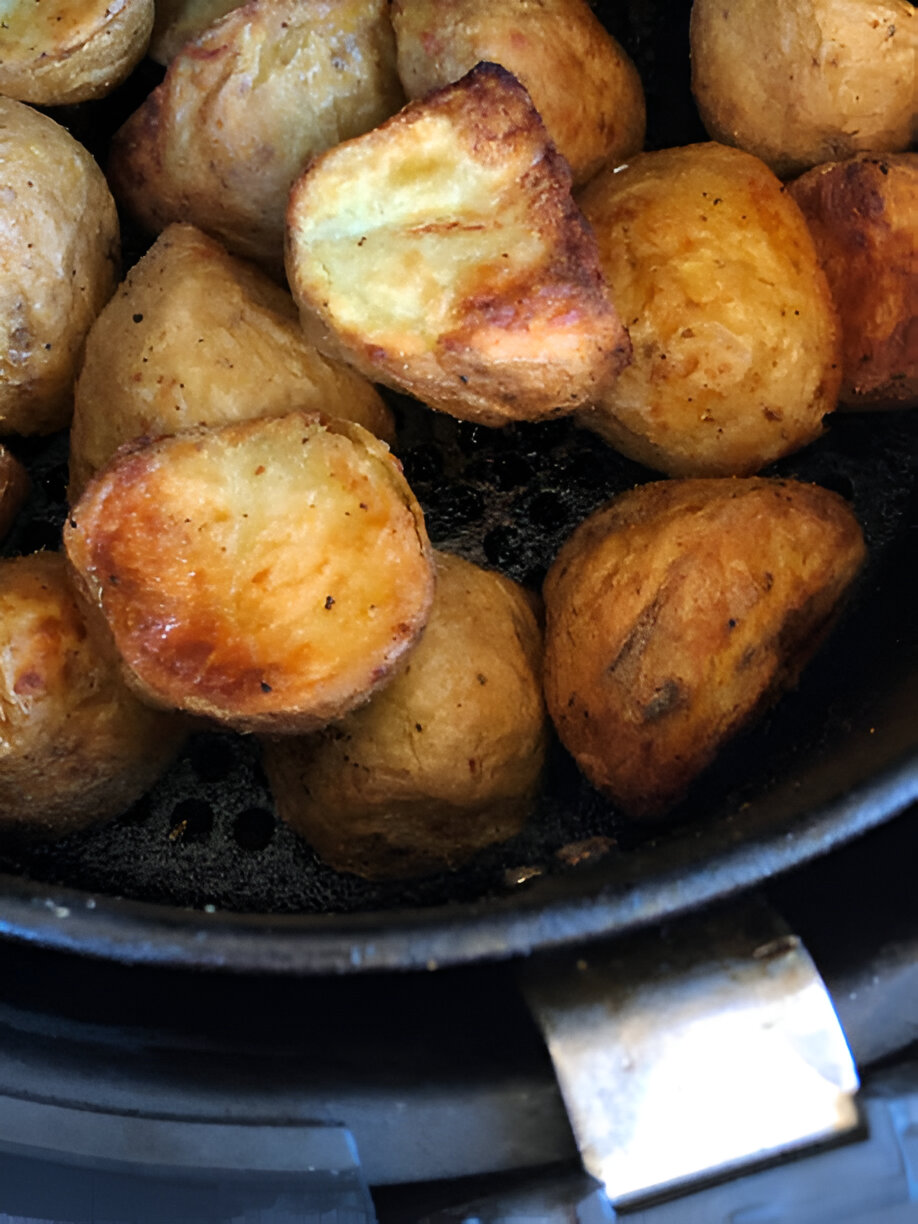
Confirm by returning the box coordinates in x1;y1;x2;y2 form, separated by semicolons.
0;0;913;877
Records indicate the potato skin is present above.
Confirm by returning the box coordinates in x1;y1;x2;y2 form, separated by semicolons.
286;62;631;427
391;0;645;186
69;224;394;499
0;0;154;106
0;552;188;838
788;154;918;409
263;551;547;879
543;478;866;819
0;99;120;436
690;0;918;178
108;0;405;272
149;0;241;64
576;142;841;476
64;412;435;734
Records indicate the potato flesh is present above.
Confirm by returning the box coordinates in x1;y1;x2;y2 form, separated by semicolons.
64;414;434;732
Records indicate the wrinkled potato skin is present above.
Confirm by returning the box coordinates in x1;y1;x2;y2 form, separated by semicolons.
65;413;435;734
788;154;918;409
391;0;645;186
0;447;29;543
69;224;394;499
264;551;547;880
0;0;153;105
0;99;120;437
149;0;241;64
108;0;405;272
0;552;188;838
576;143;841;476
286;63;631;428
543;478;866;819
690;0;918;178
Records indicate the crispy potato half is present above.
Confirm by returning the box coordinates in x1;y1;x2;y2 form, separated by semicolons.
543;477;867;819
576;142;841;476
0;98;120;437
149;0;241;64
263;551;547;880
286;62;630;427
108;0;405;271
69;224;394;500
0;552;188;839
0;0;154;106
690;0;918;178
64;412;435;733
391;0;645;186
788;154;918;410
0;447;29;544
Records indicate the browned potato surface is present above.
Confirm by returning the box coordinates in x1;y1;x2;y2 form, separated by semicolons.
690;0;918;178
0;447;29;543
263;551;547;879
391;0;645;186
0;552;188;838
543;478;866;819
0;98;120;437
69;224;394;499
286;62;631;428
576;142;841;476
0;0;153;105
788;153;918;409
64;412;435;733
108;0;405;272
149;0;241;63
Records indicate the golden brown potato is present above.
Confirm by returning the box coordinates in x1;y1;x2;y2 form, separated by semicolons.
0;98;120;437
0;447;29;543
788;154;918;409
391;0;645;187
69;224;395;500
0;0;153;106
64;412;435;734
0;552;188;838
690;0;918;178
543;477;866;819
286;62;631;428
263;551;547;879
108;0;405;272
576;142;841;476
149;0;241;64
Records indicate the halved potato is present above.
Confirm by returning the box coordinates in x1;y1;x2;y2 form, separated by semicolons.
263;550;547;879
69;223;394;500
391;0;645;186
690;0;918;178
543;477;867;819
0;0;154;106
788;153;918;409
108;0;405;272
286;62;631;427
576;142;841;476
64;412;435;733
0;552;188;838
0;98;120;436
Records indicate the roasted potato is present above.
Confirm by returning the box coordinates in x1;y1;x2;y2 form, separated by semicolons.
0;552;188;838
286;62;631;428
788;153;918;409
576;142;841;476
0;98;120;437
149;0;241;64
263;551;547;879
64;412;435;734
0;447;29;543
69;223;394;499
0;0;153;106
391;0;645;187
690;0;918;178
108;0;405;272
543;477;866;819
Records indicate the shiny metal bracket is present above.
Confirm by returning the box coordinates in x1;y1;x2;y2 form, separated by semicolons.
520;900;861;1211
